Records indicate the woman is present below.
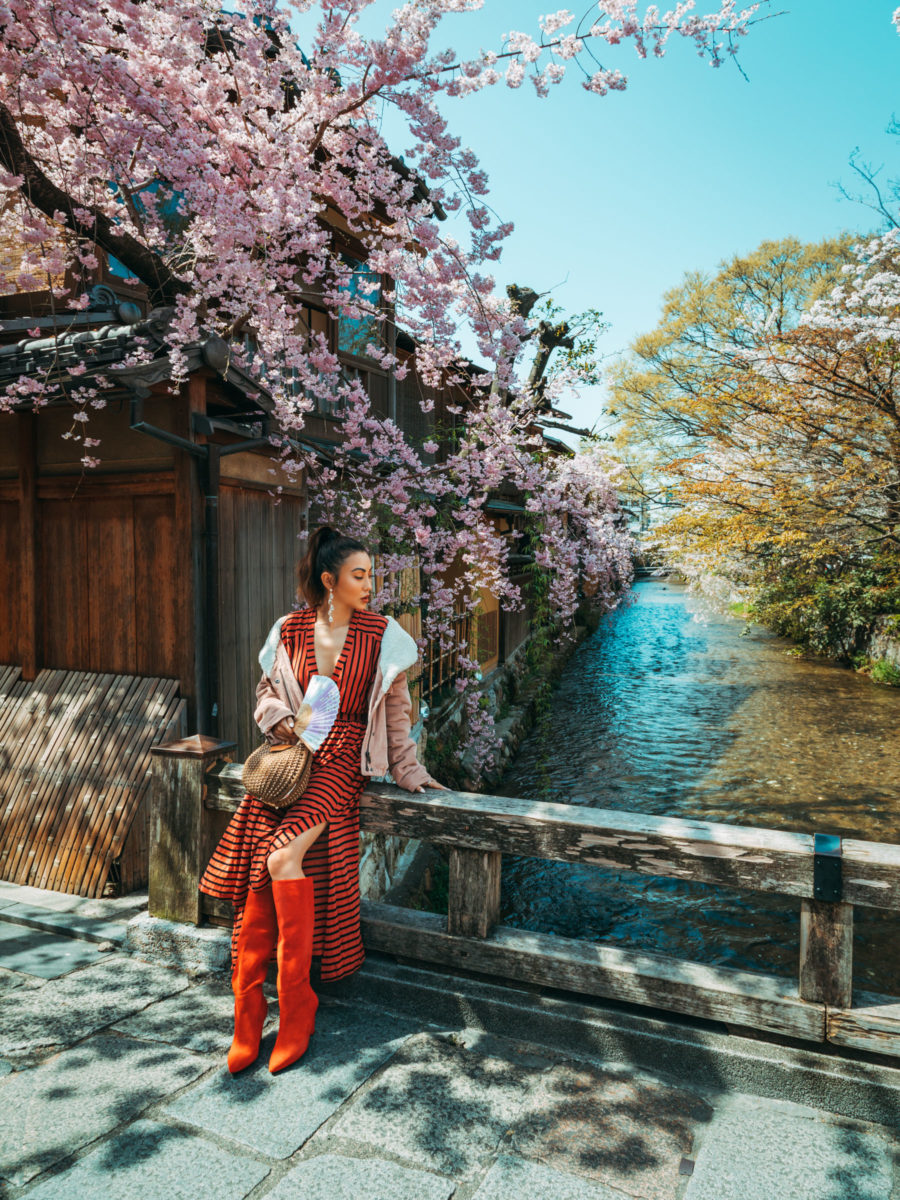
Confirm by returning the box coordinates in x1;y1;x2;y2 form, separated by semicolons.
199;525;448;1075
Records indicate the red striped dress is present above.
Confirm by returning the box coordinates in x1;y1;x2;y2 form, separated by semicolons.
199;605;388;981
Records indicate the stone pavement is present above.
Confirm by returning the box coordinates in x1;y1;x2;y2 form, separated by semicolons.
1;884;899;1200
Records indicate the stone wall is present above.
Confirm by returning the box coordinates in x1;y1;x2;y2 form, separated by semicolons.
867;616;900;673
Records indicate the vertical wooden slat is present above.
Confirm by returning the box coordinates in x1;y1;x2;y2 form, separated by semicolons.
83;678;181;897
117;697;187;894
135;494;179;678
33;673;145;894
17;412;38;680
0;668;186;898
237;488;255;754
216;484;238;752
35;673;144;895
213;483;306;760
148;735;236;924
447;847;502;938
40;500;91;670
87;498;137;673
0;670;64;877
799;899;854;1008
53;675;150;890
173;381;207;731
20;672;120;890
0;669;88;882
0;500;22;669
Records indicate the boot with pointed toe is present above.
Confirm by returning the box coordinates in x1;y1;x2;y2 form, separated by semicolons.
268;876;318;1074
227;885;277;1074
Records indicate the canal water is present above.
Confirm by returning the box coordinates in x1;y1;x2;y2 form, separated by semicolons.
497;577;900;994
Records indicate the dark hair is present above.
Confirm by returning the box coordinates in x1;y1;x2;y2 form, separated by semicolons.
297;525;368;608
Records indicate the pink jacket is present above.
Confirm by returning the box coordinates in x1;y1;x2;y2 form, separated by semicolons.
252;613;431;793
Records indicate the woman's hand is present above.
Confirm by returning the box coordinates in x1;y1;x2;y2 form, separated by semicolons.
415;777;449;793
269;717;298;744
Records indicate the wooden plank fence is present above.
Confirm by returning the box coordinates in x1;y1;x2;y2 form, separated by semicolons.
0;669;185;896
149;738;900;1060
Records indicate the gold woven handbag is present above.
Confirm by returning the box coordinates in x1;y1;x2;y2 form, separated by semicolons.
241;740;313;811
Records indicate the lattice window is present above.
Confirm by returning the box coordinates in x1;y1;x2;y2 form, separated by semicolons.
476;609;499;663
421;598;470;707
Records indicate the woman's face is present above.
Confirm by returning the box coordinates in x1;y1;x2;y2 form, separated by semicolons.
324;551;372;613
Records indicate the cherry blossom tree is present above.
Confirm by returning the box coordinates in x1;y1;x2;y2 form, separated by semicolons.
0;0;765;768
615;224;900;660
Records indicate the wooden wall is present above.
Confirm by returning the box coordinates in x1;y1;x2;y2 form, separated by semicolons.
0;500;20;665
217;483;307;759
500;572;532;662
0;480;184;677
39;489;180;677
475;585;500;674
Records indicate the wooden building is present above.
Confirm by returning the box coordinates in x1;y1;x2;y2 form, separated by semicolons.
0;287;317;893
0;237;550;896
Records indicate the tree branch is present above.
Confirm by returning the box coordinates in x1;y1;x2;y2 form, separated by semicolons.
0;100;188;306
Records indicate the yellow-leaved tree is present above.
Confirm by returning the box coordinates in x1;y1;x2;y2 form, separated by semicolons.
612;233;900;659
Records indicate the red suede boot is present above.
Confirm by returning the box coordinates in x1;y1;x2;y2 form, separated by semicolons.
227;885;277;1073
268;876;319;1074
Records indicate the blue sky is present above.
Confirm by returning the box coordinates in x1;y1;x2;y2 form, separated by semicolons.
302;2;900;436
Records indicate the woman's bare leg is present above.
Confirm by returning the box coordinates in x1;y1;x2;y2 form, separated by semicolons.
267;821;327;880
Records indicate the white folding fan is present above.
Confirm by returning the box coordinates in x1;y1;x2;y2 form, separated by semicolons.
293;674;341;752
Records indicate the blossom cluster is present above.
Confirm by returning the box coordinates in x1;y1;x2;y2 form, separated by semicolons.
802;229;900;347
0;0;752;761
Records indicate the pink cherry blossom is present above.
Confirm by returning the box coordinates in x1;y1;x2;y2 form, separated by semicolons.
0;0;763;764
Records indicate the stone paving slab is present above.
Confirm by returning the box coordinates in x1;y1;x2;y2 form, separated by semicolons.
0;1034;209;1187
266;1152;455;1200
328;1030;551;1178
472;1154;634;1200
0;902;127;946
0;955;190;1065
0;882;148;920
509;1059;713;1200
0;965;45;993
20;1118;270;1200
684;1095;897;1200
113;978;279;1056
166;1002;419;1158
0;918;106;978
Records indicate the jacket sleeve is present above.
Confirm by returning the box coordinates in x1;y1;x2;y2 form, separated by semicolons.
384;670;430;791
253;672;294;738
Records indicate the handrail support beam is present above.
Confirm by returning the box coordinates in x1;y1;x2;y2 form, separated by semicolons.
448;847;501;939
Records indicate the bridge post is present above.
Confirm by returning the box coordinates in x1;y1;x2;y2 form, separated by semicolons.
148;735;236;925
798;900;854;1009
447;848;501;938
798;832;853;1010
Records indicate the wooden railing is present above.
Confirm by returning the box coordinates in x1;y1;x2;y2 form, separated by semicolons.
148;736;900;1059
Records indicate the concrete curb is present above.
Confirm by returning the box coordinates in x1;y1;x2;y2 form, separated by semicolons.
320;953;900;1129
124;911;231;975
115;916;900;1127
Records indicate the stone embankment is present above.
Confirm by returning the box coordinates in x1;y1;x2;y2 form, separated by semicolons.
868;615;900;673
432;624;592;794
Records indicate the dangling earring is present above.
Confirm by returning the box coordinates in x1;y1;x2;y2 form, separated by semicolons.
327;589;334;625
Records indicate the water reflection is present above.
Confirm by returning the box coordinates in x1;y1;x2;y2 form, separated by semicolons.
498;579;900;992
